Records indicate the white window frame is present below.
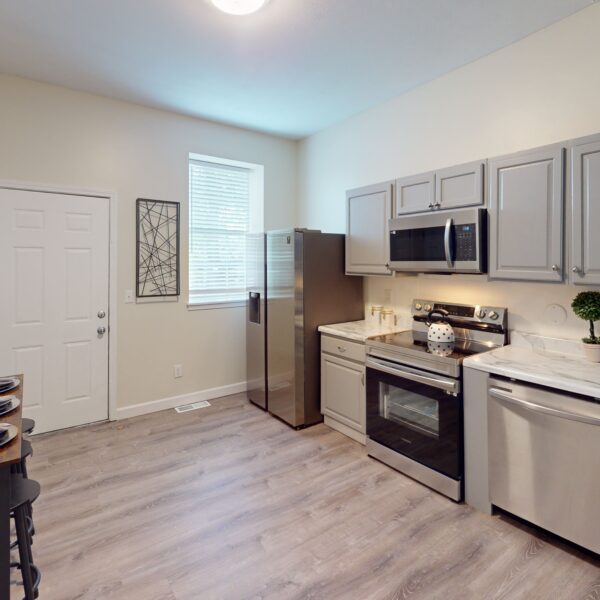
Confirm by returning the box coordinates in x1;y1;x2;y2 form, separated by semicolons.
187;153;264;311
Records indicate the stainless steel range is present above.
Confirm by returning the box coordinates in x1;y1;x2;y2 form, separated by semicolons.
365;299;508;501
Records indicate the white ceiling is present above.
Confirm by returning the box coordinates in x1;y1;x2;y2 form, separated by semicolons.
0;0;592;138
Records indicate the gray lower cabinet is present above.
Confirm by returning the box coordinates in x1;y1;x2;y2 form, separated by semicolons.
346;181;393;276
321;335;366;444
571;135;600;285
488;143;565;282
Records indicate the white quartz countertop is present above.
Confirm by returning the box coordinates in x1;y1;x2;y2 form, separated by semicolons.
318;320;401;342
463;332;600;398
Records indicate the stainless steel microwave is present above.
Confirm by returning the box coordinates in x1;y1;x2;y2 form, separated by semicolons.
388;207;487;274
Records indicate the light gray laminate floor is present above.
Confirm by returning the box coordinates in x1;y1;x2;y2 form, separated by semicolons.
12;393;600;600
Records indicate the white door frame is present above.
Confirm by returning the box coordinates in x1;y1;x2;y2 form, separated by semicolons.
0;179;118;422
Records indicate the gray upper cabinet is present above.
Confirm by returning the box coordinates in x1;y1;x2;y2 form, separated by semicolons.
346;181;393;276
488;143;565;282
395;161;484;216
435;160;485;210
394;171;435;215
571;135;600;285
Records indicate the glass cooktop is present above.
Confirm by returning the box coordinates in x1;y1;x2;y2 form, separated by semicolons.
368;330;493;362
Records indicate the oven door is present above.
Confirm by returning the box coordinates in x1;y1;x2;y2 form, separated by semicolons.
366;357;463;480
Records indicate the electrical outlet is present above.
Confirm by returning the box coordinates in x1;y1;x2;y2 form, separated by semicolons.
174;364;183;378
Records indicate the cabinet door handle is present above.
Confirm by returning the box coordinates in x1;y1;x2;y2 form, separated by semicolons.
552;264;560;272
361;372;365;386
337;346;347;353
572;266;580;274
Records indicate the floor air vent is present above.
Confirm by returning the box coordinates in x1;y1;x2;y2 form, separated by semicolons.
175;401;211;413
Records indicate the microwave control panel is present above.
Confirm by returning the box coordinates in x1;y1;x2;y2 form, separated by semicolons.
455;223;477;261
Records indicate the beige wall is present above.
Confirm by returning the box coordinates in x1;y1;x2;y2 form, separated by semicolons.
297;4;600;340
4;4;600;412
0;74;297;409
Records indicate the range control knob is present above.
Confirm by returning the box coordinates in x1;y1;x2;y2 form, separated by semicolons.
415;303;423;311
476;309;486;319
424;304;432;312
488;311;499;320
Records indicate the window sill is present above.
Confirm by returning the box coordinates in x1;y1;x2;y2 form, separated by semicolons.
187;300;246;311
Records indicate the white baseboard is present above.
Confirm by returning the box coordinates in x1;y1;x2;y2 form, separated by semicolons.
115;381;247;420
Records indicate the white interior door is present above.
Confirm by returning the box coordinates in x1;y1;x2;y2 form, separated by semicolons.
0;188;110;434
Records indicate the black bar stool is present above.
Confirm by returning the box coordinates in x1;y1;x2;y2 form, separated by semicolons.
22;418;35;436
10;474;41;600
11;440;32;478
13;420;36;544
9;440;35;547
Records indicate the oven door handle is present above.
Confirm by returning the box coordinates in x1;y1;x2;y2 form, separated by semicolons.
366;357;459;394
444;217;453;268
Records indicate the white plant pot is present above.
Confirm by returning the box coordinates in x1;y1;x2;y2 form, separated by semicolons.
582;342;600;362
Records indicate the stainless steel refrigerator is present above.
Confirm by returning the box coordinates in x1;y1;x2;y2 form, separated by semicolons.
247;229;364;428
246;233;268;410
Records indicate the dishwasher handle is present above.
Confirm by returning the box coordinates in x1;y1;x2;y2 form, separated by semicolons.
489;387;600;426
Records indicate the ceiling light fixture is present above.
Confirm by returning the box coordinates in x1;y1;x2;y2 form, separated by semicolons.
210;0;268;16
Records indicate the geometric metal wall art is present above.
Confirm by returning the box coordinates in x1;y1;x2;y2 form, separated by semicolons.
136;198;180;297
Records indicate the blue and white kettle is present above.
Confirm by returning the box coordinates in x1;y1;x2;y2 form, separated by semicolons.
426;309;455;343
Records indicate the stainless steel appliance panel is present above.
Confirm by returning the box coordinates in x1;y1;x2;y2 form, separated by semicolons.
488;377;600;554
266;230;296;425
389;207;486;273
246;233;267;409
366;358;463;485
266;230;364;428
367;438;461;501
300;231;364;426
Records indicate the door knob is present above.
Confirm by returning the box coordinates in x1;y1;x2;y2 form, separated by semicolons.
98;310;106;319
97;326;106;335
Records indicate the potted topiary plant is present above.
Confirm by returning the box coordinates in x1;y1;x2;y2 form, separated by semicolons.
571;291;600;362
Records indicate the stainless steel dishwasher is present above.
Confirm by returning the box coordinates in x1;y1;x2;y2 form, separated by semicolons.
488;377;600;555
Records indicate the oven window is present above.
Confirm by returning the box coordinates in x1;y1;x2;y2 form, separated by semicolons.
366;366;462;479
380;383;439;438
390;226;447;261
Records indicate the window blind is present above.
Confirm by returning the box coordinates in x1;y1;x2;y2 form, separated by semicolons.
189;159;250;304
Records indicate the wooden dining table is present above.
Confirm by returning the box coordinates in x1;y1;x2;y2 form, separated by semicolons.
0;374;23;599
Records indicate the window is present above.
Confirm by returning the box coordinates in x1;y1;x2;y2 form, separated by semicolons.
188;155;263;308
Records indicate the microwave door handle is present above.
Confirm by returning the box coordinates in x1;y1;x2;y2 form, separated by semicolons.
444;217;453;268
